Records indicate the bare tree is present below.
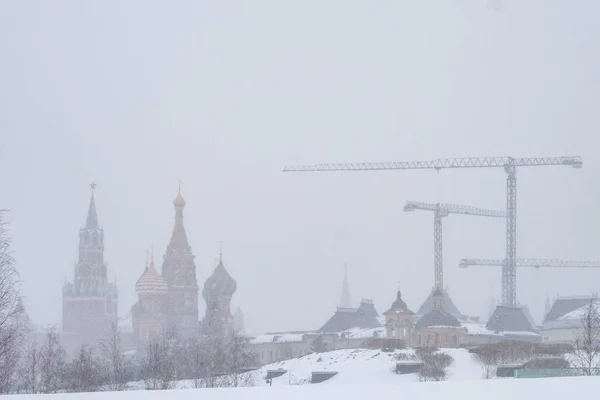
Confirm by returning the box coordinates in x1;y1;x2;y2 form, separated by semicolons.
39;328;67;393
0;211;25;393
99;322;131;391
221;332;256;388
200;332;228;388
193;316;257;388
141;333;176;390
19;340;42;394
184;335;205;389
66;345;101;393
573;294;600;375
311;334;327;353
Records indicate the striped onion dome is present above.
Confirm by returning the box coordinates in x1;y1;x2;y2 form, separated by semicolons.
136;254;168;296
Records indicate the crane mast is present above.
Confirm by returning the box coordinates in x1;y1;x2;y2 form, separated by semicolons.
284;156;582;307
403;201;506;289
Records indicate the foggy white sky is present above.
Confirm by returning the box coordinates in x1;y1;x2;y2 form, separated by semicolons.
1;1;600;335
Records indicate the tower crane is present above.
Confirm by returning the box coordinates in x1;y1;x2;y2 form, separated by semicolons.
403;201;506;290
284;156;583;307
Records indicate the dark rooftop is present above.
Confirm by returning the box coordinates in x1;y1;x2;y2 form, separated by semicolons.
319;300;381;333
415;308;462;329
417;289;462;317
486;305;537;333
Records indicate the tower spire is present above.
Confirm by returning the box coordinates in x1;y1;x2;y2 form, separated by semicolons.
219;240;223;262
339;264;352;308
170;183;189;249
85;182;99;230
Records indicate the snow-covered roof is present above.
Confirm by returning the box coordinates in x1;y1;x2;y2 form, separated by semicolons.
249;332;312;344
461;322;495;336
500;330;541;337
340;326;386;339
541;300;597;331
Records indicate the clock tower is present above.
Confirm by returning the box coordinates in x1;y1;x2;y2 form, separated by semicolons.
62;184;118;353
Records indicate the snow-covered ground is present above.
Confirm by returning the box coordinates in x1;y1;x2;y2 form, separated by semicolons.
8;348;600;399
7;377;600;400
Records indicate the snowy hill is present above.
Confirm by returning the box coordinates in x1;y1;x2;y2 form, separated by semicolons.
249;348;482;386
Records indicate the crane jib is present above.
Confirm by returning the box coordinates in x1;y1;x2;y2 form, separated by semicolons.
283;156;582;172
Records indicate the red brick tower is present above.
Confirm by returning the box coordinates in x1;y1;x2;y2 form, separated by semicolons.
62;184;118;351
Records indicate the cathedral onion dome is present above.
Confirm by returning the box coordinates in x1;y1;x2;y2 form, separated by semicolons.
391;290;408;310
173;190;186;207
203;259;237;303
136;254;168;296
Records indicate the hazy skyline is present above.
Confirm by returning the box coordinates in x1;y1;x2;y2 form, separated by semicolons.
1;1;600;335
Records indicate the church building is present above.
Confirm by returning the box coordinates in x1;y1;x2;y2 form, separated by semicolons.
161;187;199;337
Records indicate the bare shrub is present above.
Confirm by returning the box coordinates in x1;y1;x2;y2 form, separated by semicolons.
472;344;499;379
417;351;454;382
572;294;600;375
395;352;418;361
471;340;568;378
415;346;438;358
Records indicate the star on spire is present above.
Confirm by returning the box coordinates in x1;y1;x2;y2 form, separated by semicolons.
90;181;97;193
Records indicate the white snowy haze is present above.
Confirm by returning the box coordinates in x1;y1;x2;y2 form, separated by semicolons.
1;0;600;335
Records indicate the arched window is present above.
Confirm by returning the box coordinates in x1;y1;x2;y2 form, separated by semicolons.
434;333;440;346
418;334;422;345
453;334;459;346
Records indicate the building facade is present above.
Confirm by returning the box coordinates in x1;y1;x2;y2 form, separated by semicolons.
62;185;118;353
